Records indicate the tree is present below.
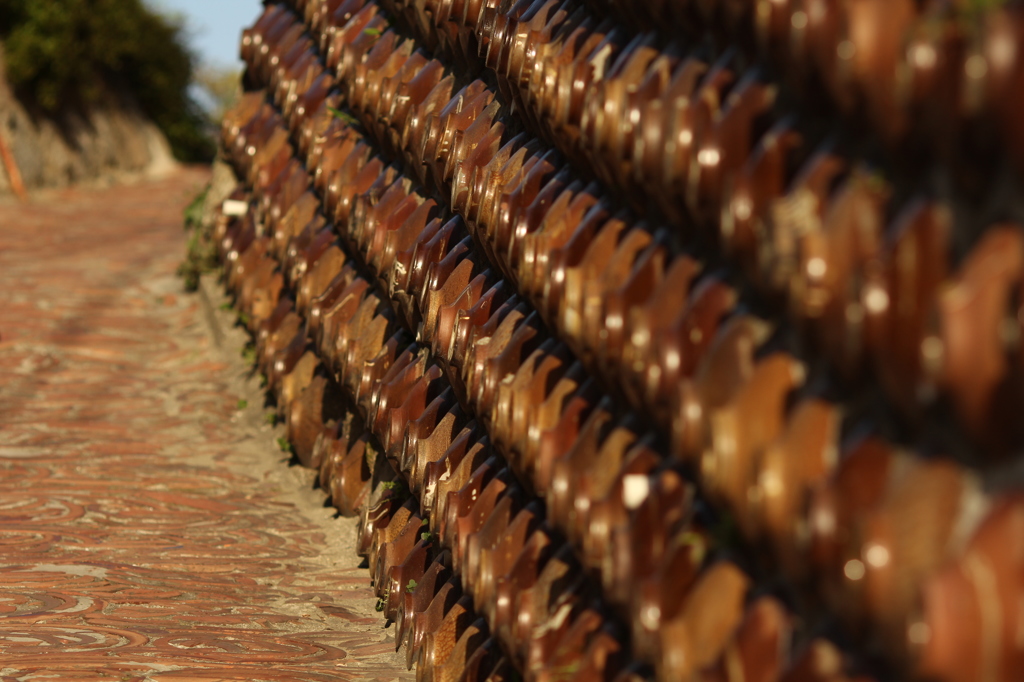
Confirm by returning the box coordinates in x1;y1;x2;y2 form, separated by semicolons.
196;65;243;123
0;0;214;162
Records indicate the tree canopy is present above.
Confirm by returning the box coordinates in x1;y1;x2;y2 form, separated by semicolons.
0;0;215;162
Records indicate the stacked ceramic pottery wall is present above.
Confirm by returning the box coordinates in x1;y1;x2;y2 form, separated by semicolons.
212;1;1024;681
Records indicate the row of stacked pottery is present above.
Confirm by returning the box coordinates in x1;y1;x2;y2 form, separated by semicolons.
211;0;1024;680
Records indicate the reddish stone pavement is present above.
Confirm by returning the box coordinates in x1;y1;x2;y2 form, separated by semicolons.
0;169;414;682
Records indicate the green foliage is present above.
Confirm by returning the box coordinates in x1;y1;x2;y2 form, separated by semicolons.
195;65;242;122
240;343;256;364
236;399;248;410
276;437;292;453
0;0;214;162
327;106;359;126
183;184;208;230
405;579;417;594
380;479;407;496
677;531;707;567
264;411;279;426
176;184;216;291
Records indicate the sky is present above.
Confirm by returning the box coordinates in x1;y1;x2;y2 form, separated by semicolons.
147;0;264;70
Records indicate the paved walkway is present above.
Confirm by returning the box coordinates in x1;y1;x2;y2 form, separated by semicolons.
0;170;411;682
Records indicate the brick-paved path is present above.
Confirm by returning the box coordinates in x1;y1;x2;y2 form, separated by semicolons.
0;170;411;682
